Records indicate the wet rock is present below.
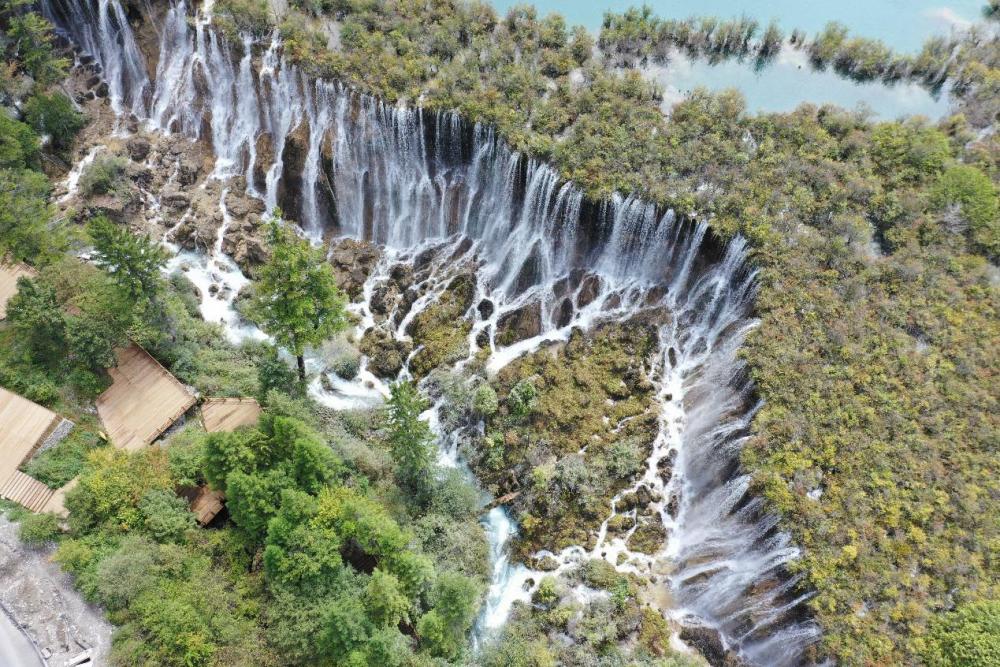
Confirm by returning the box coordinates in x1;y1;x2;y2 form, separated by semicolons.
389;263;412;290
85;74;101;89
276;119;310;223
555;297;574;328
126;136;150;161
168;215;219;251
84;194;126;223
666;493;679;519
253;132;274;192
359;326;412;379
657;450;676;485
162;190;191;211
605;513;632;535
635;484;661;507
370;284;399;318
94;81;109;98
679;626;750;667
627;517;666;555
577;273;602;307
617;490;639;512
225;189;266;219
222;216;270;277
496;300;542;346
533;555;560;571
328;238;381;300
178;159;200;186
477;298;494;320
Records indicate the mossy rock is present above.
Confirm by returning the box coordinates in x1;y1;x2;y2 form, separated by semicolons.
406;273;475;378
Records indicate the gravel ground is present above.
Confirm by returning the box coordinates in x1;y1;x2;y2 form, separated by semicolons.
0;516;112;666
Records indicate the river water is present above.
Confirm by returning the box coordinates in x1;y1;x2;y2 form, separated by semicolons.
492;0;984;117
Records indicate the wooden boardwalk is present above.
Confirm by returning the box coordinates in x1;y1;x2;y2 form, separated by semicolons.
0;472;54;513
0;261;37;320
201;397;261;433
96;344;196;451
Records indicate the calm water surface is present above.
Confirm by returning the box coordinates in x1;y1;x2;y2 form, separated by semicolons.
490;1;985;117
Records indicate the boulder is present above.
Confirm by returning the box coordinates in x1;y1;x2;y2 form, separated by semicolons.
126;137;151;161
679;627;750;667
359;326;412;379
328;237;381;300
222;216;270;276
496;300;542;346
168;215;220;251
178;159;200;186
162;190;191;211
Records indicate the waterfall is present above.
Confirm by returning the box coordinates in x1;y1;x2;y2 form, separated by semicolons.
43;0;822;663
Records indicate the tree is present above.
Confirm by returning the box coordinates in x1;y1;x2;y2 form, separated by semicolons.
139;489;196;542
385;381;436;501
250;217;347;382
931;164;999;257
6;276;66;363
258;344;300;398
0;113;39;169
3;4;69;86
24;92;86;151
0;168;57;262
88;215;168;307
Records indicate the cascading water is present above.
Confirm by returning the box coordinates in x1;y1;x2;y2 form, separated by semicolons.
43;0;822;663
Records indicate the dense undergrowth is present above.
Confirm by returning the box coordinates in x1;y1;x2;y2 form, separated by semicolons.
209;0;1000;664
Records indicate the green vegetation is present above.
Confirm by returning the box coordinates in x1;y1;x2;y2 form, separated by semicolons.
248;217;348;381
210;1;1000;663
23;91;86;152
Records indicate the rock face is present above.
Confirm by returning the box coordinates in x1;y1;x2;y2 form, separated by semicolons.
168;213;222;251
679;626;750;667
222;215;270;277
276;120;310;223
496;300;542;346
126;136;150;161
328;238;381;300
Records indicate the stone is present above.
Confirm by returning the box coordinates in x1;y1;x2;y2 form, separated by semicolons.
577;273;603;307
168;215;218;251
178;159;200;186
276;119;310;223
679;626;750;667
225;189;266;218
252;132;274;192
162;190;191;211
328;237;381;300
94;81;109;98
358;326;412;378
496;300;542;346
126;137;151;161
534;555;560;571
222;217;270;276
477;298;494;320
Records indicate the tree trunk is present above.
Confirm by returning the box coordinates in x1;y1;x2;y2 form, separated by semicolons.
297;354;306;383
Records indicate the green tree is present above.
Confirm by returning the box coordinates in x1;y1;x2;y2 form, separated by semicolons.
250;218;348;382
931;164;999;257
4;4;69;85
139;489;196;542
0;168;56;262
258;344;300;398
365;568;411;627
0;113;40;169
24;92;86;151
6;276;66;363
386;381;436;501
88;215;168;307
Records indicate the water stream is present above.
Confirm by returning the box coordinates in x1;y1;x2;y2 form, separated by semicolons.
42;0;822;662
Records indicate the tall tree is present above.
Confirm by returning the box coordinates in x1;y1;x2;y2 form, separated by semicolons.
88;215;168;307
249;217;347;382
385;380;436;501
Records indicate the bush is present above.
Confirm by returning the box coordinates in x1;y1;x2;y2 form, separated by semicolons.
79;154;127;196
18;512;62;546
472;383;498;417
139;489;197;542
931;164;999;257
507;379;537;418
23;92;86;151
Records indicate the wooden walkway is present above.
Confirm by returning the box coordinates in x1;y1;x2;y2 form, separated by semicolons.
201;397;261;433
97;344;196;451
0;261;37;320
0;471;54;513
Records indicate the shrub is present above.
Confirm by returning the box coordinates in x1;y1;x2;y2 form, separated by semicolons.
931;164;999;257
18;512;62;546
139;489;196;542
78;154;128;196
507;379;538;418
472;383;498;417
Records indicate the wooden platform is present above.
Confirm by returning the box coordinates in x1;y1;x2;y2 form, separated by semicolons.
201;397;261;433
190;486;225;525
0;471;54;512
0;387;59;485
96;344;196;451
0;261;37;320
